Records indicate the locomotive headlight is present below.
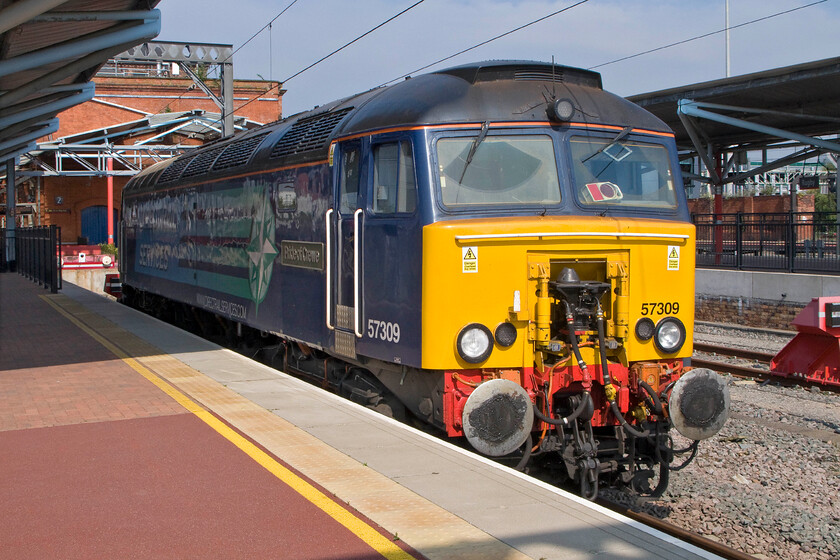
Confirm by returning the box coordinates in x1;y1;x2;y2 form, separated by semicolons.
654;317;686;354
457;323;493;363
548;97;575;122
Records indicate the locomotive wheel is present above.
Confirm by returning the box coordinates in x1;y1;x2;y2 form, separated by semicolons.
490;433;533;472
372;394;406;422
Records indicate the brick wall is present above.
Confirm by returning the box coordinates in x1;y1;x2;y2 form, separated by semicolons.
26;75;283;244
688;194;816;216
696;295;802;330
39;176;130;243
50;76;282;139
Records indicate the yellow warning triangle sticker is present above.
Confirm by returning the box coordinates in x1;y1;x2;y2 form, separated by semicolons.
668;248;678;258
464;248;476;260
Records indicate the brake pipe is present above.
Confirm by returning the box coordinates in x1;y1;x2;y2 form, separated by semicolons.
639;379;664;415
595;305;613;388
564;301;591;390
532;308;594;427
533;390;592;426
596;304;651;439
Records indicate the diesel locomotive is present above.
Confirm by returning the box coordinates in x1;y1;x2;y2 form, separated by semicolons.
120;61;730;498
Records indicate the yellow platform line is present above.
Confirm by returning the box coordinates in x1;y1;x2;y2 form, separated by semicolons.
41;294;417;560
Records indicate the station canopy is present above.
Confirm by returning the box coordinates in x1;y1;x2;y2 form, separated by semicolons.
0;0;162;165
628;57;840;185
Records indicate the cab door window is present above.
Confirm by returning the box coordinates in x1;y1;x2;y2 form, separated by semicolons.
372;141;416;214
339;146;361;214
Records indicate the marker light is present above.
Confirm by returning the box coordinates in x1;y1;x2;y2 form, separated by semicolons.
635;317;655;341
654;317;686;354
494;322;517;348
457;323;494;363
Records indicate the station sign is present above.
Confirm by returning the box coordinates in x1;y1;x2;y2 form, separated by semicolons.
799;175;820;190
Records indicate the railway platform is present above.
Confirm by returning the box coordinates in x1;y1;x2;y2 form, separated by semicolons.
0;273;720;560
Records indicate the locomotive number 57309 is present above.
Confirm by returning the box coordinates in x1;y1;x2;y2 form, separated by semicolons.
367;319;401;343
640;302;680;316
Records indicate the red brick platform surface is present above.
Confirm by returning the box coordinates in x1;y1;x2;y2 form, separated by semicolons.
0;273;414;559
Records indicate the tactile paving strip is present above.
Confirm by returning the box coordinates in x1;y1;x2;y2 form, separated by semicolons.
45;294;532;560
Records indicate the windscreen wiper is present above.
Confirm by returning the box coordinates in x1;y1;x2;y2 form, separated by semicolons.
582;126;632;164
458;122;490;184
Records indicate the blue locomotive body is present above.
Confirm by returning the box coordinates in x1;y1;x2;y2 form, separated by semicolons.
120;61;730;499
122;128;427;366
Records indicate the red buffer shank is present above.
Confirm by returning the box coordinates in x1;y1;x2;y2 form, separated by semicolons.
770;296;840;389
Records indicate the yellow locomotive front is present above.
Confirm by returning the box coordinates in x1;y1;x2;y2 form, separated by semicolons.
420;122;729;497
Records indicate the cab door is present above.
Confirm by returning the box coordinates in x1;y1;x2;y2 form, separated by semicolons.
359;138;422;367
327;140;366;358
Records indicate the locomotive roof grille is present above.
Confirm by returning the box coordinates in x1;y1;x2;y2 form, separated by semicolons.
514;69;565;82
434;62;603;89
212;131;271;171
181;145;226;178
135;172;151;190
270;107;353;159
158;153;197;184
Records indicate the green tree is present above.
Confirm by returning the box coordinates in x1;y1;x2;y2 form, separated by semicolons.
814;192;837;235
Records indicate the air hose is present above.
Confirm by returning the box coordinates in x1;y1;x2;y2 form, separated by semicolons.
639;379;664;415
564;301;591;388
533;391;592;426
533;304;594;427
596;306;651;439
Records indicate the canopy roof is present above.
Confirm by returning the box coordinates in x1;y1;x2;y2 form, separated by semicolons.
628;57;840;151
0;0;161;163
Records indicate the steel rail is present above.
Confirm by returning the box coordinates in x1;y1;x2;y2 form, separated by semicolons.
693;342;776;363
691;357;773;381
595;501;758;560
692;355;840;393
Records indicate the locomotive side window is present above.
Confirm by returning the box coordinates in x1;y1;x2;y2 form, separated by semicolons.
372;142;416;214
435;134;561;208
570;136;678;209
339;146;361;214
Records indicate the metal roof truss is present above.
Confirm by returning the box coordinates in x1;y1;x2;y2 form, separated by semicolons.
0;1;162;163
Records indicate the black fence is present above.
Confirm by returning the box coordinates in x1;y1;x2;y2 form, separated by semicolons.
693;212;840;274
1;226;62;292
0;227;7;273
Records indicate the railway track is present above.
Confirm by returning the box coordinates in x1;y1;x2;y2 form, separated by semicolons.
692;342;776;382
596;500;758;560
693;341;839;393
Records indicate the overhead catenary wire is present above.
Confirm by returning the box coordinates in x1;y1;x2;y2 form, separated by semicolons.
189;0;825;134
153;0;300;114
222;0;300;68
206;0;300;79
589;0;828;70
217;0;587;128
381;0;590;86
197;0;426;132
281;0;425;85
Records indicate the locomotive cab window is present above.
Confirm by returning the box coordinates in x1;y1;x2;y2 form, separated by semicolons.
435;134;561;208
339;146;361;214
372;141;416;214
569;135;678;209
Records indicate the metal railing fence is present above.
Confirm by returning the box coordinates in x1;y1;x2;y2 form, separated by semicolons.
693;212;840;274
0;227;7;272
13;226;62;293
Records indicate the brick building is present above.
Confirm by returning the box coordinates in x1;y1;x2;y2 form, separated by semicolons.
2;61;282;247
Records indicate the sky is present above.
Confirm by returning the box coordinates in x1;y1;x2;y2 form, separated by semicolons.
156;0;840;119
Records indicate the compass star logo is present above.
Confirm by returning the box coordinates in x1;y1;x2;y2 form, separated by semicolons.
247;191;278;308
